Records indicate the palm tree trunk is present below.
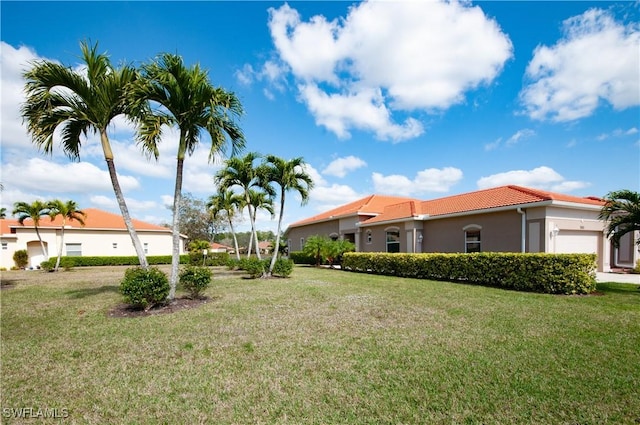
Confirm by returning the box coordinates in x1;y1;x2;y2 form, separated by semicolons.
168;157;185;301
268;193;286;276
34;226;48;262
245;199;261;260
54;218;66;272
103;141;148;269
228;218;241;261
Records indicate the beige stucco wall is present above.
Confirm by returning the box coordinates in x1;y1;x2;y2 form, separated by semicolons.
420;210;523;253
286;220;340;252
1;226;182;269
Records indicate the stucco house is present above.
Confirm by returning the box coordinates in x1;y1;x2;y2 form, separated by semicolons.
1;208;185;269
285;185;639;273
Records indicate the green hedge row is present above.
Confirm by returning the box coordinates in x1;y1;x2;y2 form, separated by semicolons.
40;253;231;270
341;252;597;294
289;251;318;265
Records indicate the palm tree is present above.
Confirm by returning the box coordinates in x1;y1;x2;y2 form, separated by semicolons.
303;235;329;267
12;200;51;261
262;155;314;276
47;200;86;271
207;190;243;261
0;208;6;219
215;153;271;261
21;40;149;268
244;189;275;259
131;53;245;300
599;189;640;247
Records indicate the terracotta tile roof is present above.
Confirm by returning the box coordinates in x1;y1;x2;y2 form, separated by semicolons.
209;242;233;250
363;185;605;225
421;185;603;217
288;194;420;228
3;208;169;232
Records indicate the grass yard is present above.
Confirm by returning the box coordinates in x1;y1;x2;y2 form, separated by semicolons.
1;265;639;424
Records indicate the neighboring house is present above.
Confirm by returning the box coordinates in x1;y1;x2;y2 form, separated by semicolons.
285;185;639;273
238;241;273;256
1;208;186;269
208;242;234;253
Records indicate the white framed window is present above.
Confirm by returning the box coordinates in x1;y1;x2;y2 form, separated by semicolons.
385;228;400;253
112;243;118;249
464;225;482;253
366;231;372;244
1;242;7;250
143;243;148;254
65;243;82;257
300;238;305;250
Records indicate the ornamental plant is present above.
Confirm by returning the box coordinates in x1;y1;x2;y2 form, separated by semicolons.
120;266;170;310
179;266;212;299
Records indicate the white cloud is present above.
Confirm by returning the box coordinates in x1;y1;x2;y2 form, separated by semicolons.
0;42;46;150
485;128;536;151
322;155;367;178
2;158;140;193
310;183;363;208
372;167;463;196
477;166;589;192
520;8;640;122
265;1;512;141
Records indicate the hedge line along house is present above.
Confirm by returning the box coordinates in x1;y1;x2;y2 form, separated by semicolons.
0;208;186;269
285;185;639;273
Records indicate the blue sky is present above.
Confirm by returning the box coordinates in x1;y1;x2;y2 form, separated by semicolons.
1;1;639;233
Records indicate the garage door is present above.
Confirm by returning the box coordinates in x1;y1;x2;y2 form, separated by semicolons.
555;230;599;254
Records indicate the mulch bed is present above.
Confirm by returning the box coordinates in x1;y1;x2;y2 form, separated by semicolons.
108;296;217;318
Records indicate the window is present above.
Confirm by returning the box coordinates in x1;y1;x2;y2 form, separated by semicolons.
386;229;400;253
329;233;339;241
144;243;148;254
465;228;481;253
300;238;305;250
1;242;7;250
366;231;372;244
65;243;82;257
112;243;118;249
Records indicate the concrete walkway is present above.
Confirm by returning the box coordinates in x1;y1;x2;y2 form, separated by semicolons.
596;272;640;284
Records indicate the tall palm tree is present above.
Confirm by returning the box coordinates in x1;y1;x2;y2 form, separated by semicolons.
47;199;86;271
207;190;243;261
262;155;314;276
599;189;640;247
12;200;51;260
131;53;245;300
0;208;6;219
215;153;272;261
21;40;149;268
244;189;275;259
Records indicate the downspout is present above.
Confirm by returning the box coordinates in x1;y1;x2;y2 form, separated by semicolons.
517;207;526;253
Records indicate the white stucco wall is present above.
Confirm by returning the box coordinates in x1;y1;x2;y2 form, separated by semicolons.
1;226;183;269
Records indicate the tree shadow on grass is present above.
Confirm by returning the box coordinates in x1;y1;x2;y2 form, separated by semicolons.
596;282;640;296
66;285;120;299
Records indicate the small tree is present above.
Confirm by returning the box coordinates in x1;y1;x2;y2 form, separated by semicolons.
303;235;329;266
325;239;355;268
599;189;640;247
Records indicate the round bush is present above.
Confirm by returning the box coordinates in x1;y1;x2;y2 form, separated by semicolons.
120;266;169;310
272;258;294;277
179;266;212;299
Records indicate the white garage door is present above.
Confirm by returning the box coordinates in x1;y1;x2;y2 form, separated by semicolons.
555;231;599;254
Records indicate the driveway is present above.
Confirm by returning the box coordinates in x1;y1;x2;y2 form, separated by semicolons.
596;272;640;284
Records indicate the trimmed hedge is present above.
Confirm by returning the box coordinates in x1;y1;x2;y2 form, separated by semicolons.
40;255;192;269
341;252;597;294
289;251;318;265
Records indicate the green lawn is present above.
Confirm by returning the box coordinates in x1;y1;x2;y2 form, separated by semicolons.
1;266;639;424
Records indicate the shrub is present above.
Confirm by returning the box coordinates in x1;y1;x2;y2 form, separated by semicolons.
243;257;267;279
179;266;212;299
120;267;170;310
13;250;28;269
289;251;317;265
633;259;640;274
271;257;294;277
